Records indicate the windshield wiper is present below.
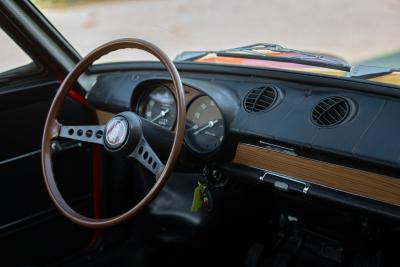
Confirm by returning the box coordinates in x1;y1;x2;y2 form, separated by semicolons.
348;65;400;78
215;43;352;72
176;44;399;80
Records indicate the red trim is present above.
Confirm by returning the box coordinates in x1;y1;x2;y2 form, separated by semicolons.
88;144;102;247
66;89;103;248
91;145;101;219
67;90;92;112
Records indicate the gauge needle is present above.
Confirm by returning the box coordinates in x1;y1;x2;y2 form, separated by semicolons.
151;109;170;122
193;120;218;135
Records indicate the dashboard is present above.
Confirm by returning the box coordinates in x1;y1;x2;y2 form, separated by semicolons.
87;64;400;219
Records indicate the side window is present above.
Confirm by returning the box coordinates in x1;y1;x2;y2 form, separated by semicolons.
0;28;35;77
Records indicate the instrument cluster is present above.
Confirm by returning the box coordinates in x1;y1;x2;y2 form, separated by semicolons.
136;84;225;154
137;85;177;130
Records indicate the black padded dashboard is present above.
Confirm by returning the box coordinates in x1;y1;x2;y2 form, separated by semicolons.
87;64;400;173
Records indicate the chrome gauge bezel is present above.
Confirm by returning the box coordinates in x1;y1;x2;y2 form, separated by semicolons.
184;95;226;154
136;84;177;130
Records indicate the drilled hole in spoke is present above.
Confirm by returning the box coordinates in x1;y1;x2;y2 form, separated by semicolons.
143;151;148;160
148;157;153;164
68;129;74;135
77;129;83;136
138;146;144;154
95;130;103;138
152;162;157;169
86;130;93;137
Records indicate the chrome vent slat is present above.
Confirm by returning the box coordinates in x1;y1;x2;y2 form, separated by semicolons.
258;98;271;103
331;107;343;118
244;85;280;113
312;96;352;127
326;112;338;123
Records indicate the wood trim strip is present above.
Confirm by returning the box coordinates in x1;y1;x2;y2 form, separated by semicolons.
233;143;400;207
96;110;114;124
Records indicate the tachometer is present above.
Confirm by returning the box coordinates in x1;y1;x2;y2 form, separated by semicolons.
137;85;176;130
185;96;225;153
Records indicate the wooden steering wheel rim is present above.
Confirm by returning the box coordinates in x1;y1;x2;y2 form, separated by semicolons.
41;38;186;228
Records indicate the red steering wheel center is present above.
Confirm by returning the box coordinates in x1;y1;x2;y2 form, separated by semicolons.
104;117;129;149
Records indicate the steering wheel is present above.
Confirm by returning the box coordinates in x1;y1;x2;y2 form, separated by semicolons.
41;39;186;228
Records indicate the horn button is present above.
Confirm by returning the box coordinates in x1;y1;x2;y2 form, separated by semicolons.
104;112;142;155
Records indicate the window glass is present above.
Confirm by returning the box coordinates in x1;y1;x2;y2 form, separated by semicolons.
0;28;33;74
35;1;400;87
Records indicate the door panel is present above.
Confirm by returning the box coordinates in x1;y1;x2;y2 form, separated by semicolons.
0;81;96;266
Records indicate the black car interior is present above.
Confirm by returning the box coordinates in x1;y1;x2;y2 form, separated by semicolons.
0;2;399;267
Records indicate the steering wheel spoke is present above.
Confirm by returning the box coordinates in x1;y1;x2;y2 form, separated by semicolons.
129;136;164;177
58;124;105;145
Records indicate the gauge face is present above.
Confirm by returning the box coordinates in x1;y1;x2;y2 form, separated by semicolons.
186;96;225;153
137;85;176;130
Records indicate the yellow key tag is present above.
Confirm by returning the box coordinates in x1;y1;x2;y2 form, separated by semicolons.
191;182;205;212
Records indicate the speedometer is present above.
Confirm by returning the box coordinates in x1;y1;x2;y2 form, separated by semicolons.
185;96;225;153
137;85;176;130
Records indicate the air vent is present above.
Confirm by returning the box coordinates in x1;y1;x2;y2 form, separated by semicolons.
244;85;280;113
312;96;353;127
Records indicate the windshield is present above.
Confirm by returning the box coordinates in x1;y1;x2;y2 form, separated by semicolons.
34;0;400;86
